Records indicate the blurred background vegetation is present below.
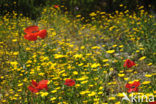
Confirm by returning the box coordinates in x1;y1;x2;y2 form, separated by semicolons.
0;0;156;20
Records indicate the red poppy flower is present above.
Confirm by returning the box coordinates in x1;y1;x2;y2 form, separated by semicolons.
28;80;48;93
64;79;75;86
24;33;38;41
125;81;140;93
37;29;47;39
124;59;135;68
54;5;59;8
37;80;48;90
24;26;39;34
24;26;47;41
149;101;156;104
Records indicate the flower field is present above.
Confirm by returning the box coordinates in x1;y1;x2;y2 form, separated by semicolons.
0;5;156;104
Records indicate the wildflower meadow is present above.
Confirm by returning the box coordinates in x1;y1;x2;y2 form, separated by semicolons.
0;1;156;104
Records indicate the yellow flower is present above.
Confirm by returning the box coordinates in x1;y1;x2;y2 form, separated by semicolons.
134;71;138;74
78;63;84;66
73;54;83;59
109;68;114;71
138;6;144;9
102;45;106;47
50;97;56;101
54;54;66;59
126;69;133;73
102;59;109;62
118;73;125;77
77;76;88;81
2;100;7;102
112;44;117;47
83;101;88;103
18;89;22;92
139;56;146;61
93;69;97;71
73;71;78;75
51;90;57;93
12;39;17;42
10;61;18;66
145;74;152;78
99;86;103;90
38;72;45;76
108;97;116;100
1;76;4;79
98;91;103;94
108;82;112;85
128;80;139;84
15;94;19;97
40;92;49;97
142;81;151;84
106;50;115;54
152;73;156;75
103;71;107;74
147;63;152;66
145;93;154;98
80;91;86;95
119;45;123;48
91;46;100;49
117;93;124;97
89;84;94;87
136;50;140;53
115;101;121;104
139;48;144;50
88;91;96;97
93;98;99;102
26;47;31;51
18;83;23;87
119;4;123;7
91;63;100;68
76;15;81;18
81;80;88;84
124;77;129;81
89;12;97;16
81;46;85;49
56;87;61;90
120;49;123;51
112;81;117;84
52;32;56;36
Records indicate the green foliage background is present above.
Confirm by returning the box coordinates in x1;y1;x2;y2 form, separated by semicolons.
0;0;156;19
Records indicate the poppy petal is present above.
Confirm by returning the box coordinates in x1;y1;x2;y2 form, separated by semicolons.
64;79;75;86
133;81;140;87
38;80;48;85
38;29;47;39
37;80;48;90
124;59;135;68
125;83;132;88
128;88;133;93
126;81;140;93
134;88;138;92
54;5;59;8
28;85;39;93
32;80;38;87
24;34;38;41
132;61;136;65
24;26;39;34
123;63;126;67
